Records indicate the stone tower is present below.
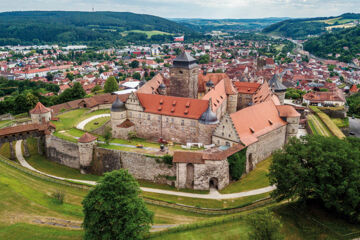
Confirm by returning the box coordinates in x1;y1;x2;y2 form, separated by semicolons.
170;52;199;99
30;102;52;124
78;133;97;174
110;95;127;138
269;74;287;105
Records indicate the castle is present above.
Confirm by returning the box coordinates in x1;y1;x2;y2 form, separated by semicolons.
24;52;300;191
108;52;300;190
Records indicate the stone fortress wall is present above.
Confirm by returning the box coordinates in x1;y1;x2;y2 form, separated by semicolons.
45;135;176;184
245;125;286;173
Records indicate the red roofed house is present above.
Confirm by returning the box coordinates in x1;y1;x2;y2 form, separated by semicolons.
303;89;346;107
350;84;359;95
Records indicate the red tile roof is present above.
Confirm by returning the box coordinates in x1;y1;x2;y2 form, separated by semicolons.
276;105;301;118
202;79;227;111
0;122;55;137
117;119;135;128
78;133;97;143
230;100;287;146
137;93;209;119
198;73;229;93
137;73;165;94
350;84;359;93
252;82;273;105
233;82;261;94
30;102;51;114
303;90;345;103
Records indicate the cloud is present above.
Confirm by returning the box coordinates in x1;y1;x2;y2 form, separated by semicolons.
0;0;359;18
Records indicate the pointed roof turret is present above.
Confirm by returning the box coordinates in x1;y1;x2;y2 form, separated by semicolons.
199;98;219;125
30;102;51;114
172;51;198;69
111;95;125;112
78;132;97;143
269;74;287;92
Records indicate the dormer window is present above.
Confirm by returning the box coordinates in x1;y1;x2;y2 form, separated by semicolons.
249;127;255;133
268;120;273;125
186;101;190;108
159;99;164;105
172;101;177;106
171;108;175;113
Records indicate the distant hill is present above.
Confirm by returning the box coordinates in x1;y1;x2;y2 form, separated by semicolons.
304;25;360;63
172;18;289;32
263;13;360;39
0;11;194;46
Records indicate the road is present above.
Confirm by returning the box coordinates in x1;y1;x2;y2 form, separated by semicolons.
349;118;360;138
76;114;110;130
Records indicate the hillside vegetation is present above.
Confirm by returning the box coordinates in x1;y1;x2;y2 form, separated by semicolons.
0;11;194;46
263;13;360;39
172;18;288;32
304;25;360;63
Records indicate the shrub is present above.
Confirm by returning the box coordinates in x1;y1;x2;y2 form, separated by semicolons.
51;190;65;204
227;149;247;181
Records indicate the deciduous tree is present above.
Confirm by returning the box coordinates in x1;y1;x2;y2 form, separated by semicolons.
82;170;153;240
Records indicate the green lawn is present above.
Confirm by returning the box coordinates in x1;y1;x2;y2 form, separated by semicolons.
220;157;272;194
0;142;11;159
143;192;270;209
0;120;12;129
84;117;110;132
151;220;250;240
52;109;110;131
123;30;172;38
52;109;88;131
0;223;83;240
0;157;211;232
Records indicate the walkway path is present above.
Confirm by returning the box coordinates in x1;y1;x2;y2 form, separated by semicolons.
15;140;275;200
76;114;110;130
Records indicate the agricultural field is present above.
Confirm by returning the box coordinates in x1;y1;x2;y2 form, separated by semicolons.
122;30;172;38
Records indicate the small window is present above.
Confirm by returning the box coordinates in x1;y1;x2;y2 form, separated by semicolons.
226;142;231;147
147;115;150;120
171;118;174;123
181;120;184;126
222;132;224;136
129;112;132;117
179;70;183;74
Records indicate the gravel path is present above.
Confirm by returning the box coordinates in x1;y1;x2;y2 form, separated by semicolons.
76;114;110;130
15;140;275;200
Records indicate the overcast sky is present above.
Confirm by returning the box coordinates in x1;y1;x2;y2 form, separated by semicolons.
0;0;359;19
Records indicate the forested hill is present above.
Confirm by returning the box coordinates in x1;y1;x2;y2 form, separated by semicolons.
0;11;195;46
304;25;360;63
263;13;360;39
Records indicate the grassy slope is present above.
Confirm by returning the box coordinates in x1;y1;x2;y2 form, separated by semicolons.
84;116;110;132
0;158;211;238
220;157;271;194
1;157;359;240
143;192;270;209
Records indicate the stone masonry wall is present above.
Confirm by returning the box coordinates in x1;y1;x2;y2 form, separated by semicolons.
194;159;229;190
45;135;80;169
92;147;176;183
246;125;286;173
